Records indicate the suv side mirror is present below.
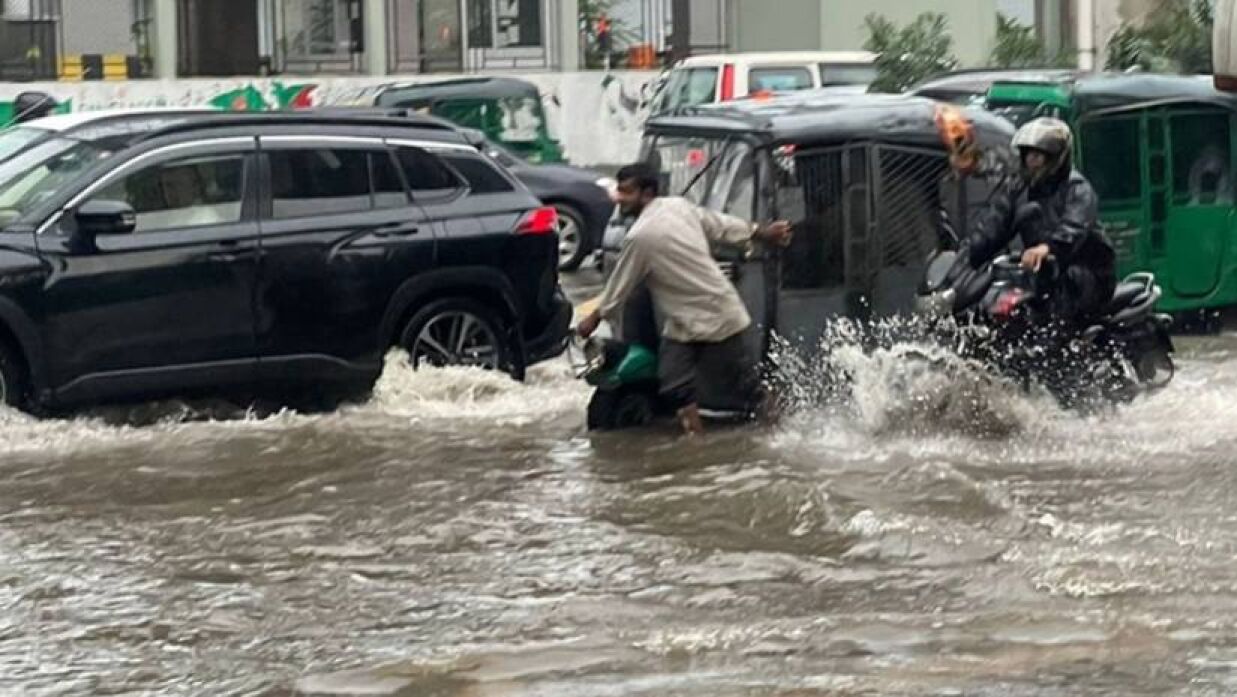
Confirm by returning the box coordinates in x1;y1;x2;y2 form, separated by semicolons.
75;200;136;237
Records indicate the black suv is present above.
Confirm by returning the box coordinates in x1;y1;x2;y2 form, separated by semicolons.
0;112;571;412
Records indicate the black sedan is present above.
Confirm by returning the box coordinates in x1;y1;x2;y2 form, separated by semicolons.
459;129;615;271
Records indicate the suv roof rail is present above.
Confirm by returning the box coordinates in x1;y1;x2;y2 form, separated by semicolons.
138;109;463;142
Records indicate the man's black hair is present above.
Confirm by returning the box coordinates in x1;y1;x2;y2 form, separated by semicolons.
616;161;660;195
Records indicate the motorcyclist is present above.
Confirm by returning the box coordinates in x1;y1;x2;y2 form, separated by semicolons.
962;116;1116;324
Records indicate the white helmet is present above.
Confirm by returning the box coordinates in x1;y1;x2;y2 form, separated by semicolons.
1012;117;1073;184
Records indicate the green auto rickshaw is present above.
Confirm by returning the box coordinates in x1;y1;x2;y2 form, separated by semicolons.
364;76;564;164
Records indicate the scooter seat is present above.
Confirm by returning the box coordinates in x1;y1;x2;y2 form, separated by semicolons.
1105;281;1146;313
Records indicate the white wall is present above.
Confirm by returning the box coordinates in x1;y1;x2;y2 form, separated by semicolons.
819;0;999;67
996;0;1035;24
733;0;820;52
0;71;661;167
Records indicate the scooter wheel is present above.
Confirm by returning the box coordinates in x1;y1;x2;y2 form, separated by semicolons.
1134;349;1174;389
587;385;658;431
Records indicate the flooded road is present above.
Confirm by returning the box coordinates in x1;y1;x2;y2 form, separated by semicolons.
3;272;1237;696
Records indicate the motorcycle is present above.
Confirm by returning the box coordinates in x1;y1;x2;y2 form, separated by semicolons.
915;247;1176;407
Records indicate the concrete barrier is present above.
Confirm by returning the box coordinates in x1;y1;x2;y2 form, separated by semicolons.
0;71;660;168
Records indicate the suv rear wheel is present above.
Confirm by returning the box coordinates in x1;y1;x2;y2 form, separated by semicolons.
554;203;588;272
400;298;520;378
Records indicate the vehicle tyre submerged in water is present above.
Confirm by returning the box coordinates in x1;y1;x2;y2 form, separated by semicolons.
0;340;28;411
400;298;523;380
586;383;660;430
554;203;588;272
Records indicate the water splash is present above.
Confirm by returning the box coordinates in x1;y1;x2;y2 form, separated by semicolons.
0;351;591;458
364;350;589;425
767;315;1054;440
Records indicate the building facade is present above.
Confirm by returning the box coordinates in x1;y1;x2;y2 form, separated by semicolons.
1;0;153;80
1;0;583;79
727;0;1015;67
3;0;1147;81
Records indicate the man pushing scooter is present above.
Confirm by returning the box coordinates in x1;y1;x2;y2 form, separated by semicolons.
575;162;793;436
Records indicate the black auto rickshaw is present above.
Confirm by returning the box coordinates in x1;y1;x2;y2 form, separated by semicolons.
354;76;564;164
584;92;1018;429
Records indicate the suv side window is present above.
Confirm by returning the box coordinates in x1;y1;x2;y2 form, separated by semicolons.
441;152;515;193
269;149;376;219
90;153;246;233
371;150;411;209
394;147;464;200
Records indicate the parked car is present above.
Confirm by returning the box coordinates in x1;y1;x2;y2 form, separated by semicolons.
0;111;571;413
0;108;220;166
456;128;614;271
646;51;877;117
344;77;565;164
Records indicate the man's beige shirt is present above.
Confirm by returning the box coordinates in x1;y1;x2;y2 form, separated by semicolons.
597;197;756;343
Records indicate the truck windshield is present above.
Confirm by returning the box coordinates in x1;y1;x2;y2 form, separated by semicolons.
641;134;731;204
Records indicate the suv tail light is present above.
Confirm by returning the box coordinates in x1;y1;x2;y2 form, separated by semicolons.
516;206;558;235
720;64;736;101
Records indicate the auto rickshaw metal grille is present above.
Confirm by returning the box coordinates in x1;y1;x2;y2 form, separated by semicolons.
784;145;870;301
792;143;951;316
874;146;948;269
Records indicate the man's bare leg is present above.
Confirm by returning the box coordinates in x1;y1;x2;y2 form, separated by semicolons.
677;403;705;436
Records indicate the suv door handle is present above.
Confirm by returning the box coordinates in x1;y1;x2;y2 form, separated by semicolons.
207;239;254;262
372;224;419;238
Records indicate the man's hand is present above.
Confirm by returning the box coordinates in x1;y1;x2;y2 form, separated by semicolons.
1021;243;1051;272
575;310;602;339
756;220;793;248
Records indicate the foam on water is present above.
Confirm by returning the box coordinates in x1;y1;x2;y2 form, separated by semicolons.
362;350;589;425
0;349;591;459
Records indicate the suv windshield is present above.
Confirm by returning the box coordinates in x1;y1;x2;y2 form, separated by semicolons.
0;126;51;164
0;137;109;226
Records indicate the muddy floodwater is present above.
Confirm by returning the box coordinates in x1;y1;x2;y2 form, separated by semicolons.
2;273;1237;696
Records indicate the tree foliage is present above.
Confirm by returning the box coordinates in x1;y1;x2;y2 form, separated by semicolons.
990;12;1076;69
863;12;960;93
1105;0;1213;74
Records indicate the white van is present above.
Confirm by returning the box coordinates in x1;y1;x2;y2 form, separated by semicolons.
646;51;877;116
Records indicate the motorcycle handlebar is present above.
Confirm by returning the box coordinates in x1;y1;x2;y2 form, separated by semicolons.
992;252;1058;274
